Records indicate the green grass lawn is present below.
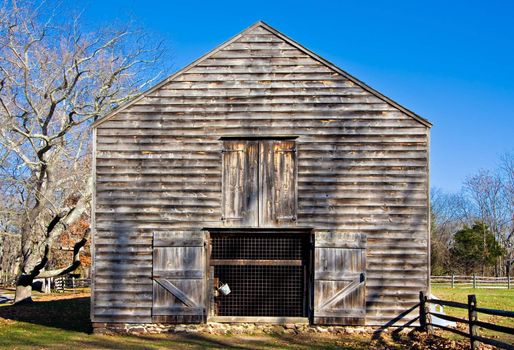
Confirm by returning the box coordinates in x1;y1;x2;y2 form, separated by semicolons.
1;287;503;349
431;285;514;345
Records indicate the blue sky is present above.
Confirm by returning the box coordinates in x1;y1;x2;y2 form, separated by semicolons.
81;0;514;192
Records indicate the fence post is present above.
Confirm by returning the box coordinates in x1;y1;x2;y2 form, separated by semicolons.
419;291;427;332
472;274;477;289
451;273;455;288
468;294;478;350
59;277;64;292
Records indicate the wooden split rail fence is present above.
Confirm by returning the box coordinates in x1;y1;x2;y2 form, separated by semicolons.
419;291;514;350
431;275;512;289
52;277;90;292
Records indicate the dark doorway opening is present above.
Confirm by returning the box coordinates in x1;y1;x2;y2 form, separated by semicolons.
208;230;312;319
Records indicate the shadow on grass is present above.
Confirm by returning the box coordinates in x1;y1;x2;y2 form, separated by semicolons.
0;296;92;333
75;333;263;350
370;303;420;349
0;295;459;350
0;295;365;349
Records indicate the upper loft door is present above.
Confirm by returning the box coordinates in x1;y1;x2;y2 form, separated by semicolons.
221;139;297;228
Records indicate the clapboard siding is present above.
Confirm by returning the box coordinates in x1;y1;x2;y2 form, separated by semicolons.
92;22;429;326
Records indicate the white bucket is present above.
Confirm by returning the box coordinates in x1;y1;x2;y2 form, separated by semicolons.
218;283;231;295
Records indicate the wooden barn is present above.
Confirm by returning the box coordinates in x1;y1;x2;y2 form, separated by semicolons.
91;21;431;328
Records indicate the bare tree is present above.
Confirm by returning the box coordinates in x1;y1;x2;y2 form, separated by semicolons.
499;152;514;275
0;1;164;302
500;152;514;238
0;231;21;285
430;188;470;274
464;166;512;275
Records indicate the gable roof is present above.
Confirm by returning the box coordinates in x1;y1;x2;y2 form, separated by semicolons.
92;21;431;128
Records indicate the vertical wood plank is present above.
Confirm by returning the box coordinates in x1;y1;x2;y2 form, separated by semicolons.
273;140;297;225
259;141;272;226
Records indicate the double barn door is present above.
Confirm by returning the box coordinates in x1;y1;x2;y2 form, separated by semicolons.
222;139;297;227
150;231;367;324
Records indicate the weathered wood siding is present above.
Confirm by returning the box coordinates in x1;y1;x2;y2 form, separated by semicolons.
92;24;429;325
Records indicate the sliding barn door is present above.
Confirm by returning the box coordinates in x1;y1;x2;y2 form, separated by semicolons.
222;141;259;227
152;232;206;323
314;232;366;325
259;140;297;227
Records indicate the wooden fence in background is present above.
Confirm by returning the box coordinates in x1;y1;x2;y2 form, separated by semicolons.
431;275;512;289
419;291;514;350
52;277;90;292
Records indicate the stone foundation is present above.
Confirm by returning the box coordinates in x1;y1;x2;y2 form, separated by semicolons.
92;322;396;335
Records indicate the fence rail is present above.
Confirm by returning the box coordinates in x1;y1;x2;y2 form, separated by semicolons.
419;291;514;350
35;277;90;293
431;275;512;289
53;277;90;291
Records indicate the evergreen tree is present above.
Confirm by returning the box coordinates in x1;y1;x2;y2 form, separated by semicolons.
451;222;504;275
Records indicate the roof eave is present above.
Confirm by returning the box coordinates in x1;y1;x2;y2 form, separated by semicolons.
92;21;264;129
257;21;432;128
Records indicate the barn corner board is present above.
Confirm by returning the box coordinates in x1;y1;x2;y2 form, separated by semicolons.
91;20;431;328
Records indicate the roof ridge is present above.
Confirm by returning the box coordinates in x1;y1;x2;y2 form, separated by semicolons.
92;21;431;128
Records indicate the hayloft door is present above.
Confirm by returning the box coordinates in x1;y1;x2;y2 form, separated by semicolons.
313;233;366;325
152;232;206;323
222;139;297;227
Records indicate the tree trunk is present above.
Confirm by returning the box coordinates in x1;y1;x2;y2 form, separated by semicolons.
13;229;89;304
14;274;34;303
14;241;48;304
13;178;92;304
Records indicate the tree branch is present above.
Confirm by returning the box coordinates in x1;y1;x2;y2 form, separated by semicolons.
36;228;89;279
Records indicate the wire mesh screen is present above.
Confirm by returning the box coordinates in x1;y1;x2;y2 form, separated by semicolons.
214;265;304;316
211;232;306;260
210;231;309;317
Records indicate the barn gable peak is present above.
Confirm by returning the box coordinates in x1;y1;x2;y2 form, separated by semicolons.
92;21;431;128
